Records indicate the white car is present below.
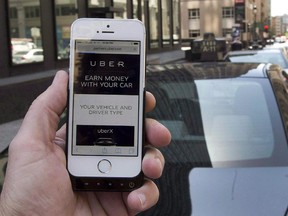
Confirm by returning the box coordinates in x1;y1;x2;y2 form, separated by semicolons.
13;49;43;64
11;41;37;53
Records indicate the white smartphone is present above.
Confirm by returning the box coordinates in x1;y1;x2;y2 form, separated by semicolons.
67;18;146;191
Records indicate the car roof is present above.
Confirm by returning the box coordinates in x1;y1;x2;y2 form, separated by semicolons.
26;49;43;53
227;49;281;55
227;49;282;55
146;62;271;79
30;48;43;51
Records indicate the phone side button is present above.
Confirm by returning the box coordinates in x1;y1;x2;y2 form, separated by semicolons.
97;159;112;174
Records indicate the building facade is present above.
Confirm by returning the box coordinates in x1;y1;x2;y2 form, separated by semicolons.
272;16;283;36
180;0;271;42
271;14;288;37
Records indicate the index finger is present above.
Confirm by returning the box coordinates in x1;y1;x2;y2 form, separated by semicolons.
145;91;156;113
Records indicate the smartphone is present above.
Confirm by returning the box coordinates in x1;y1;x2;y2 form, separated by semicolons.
67;18;146;191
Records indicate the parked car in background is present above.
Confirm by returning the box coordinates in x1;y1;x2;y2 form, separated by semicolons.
224;49;288;70
264;45;288;57
11;39;36;54
265;42;288;55
247;40;263;50
12;49;44;64
275;36;287;43
11;40;31;54
12;51;29;64
139;62;288;215
266;38;274;45
280;36;287;43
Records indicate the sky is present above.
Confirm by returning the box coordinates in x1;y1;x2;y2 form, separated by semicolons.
271;0;288;16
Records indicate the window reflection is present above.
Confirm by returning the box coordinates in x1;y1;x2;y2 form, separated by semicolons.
8;0;178;66
88;0;108;18
173;0;180;44
149;0;159;48
141;0;145;22
89;0;105;7
55;0;78;60
135;0;145;24
88;0;126;19
9;0;43;65
162;0;171;47
114;0;126;18
133;0;138;18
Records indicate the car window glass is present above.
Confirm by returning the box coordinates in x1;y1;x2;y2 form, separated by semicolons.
34;51;42;55
148;77;288;167
196;80;273;163
14;51;28;55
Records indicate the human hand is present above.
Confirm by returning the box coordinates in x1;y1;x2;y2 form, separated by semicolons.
0;70;171;216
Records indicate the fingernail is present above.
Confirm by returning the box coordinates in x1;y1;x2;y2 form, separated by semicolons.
138;193;146;208
156;157;164;173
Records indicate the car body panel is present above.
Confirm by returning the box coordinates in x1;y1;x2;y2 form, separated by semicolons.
190;167;288;216
140;62;288;216
12;49;44;64
224;49;288;69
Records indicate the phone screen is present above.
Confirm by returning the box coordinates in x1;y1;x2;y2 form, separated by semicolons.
71;39;142;157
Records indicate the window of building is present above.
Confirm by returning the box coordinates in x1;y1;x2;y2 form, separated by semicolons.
9;7;18;19
133;0;139;18
89;0;105;7
25;6;40;18
162;0;171;47
88;0;108;17
222;7;234;18
133;0;137;18
55;4;77;16
173;0;180;44
222;28;232;37
133;0;145;21
149;0;159;48
188;8;200;19
3;0;182;77
9;0;43;65
55;0;78;60
189;29;200;38
114;0;127;18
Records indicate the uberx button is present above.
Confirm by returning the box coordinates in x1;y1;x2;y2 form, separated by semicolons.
76;125;134;147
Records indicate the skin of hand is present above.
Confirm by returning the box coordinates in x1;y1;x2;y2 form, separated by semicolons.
0;70;171;216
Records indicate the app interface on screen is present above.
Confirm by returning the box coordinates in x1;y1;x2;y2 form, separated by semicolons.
72;40;141;156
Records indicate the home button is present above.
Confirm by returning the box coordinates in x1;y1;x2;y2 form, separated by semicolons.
97;159;112;174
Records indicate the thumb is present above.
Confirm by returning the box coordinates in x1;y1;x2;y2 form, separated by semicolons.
12;70;68;149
